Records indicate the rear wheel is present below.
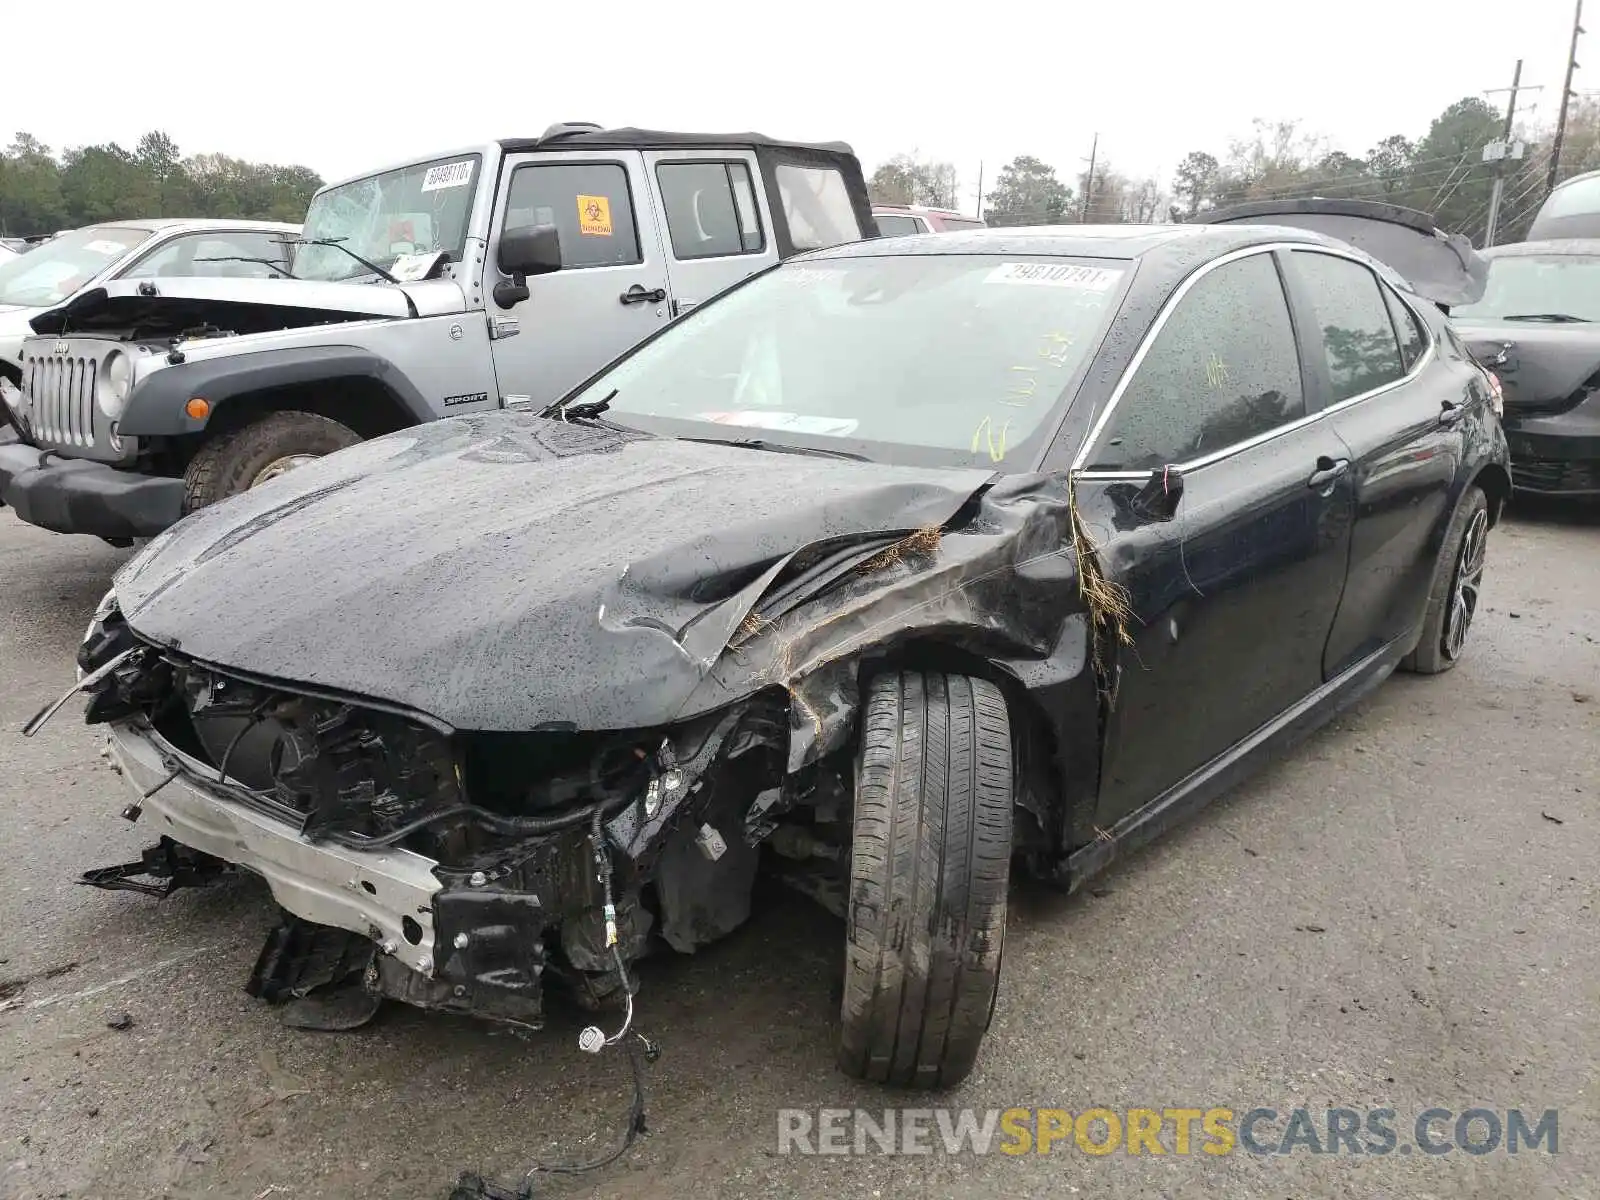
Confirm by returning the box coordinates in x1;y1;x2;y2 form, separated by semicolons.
838;671;1013;1089
1402;485;1490;675
183;411;359;514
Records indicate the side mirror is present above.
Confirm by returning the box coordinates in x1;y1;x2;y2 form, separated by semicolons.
493;224;562;310
498;224;562;277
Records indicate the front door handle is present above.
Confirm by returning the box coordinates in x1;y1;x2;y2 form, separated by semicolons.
621;284;666;305
1307;456;1350;490
1439;398;1466;425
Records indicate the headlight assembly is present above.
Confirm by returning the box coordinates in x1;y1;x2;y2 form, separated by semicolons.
98;351;132;420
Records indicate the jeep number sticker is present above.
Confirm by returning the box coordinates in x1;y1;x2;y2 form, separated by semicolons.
420;161;474;192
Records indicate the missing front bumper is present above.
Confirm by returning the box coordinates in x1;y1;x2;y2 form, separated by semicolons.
106;720;444;976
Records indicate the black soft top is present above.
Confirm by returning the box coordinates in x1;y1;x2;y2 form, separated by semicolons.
499;125;856;156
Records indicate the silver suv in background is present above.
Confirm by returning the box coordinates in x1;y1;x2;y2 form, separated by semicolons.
0;124;875;544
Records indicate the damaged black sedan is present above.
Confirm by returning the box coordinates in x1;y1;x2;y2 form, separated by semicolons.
49;220;1510;1090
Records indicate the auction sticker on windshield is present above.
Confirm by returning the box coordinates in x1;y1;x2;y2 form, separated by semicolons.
985;262;1124;290
697;411;861;436
420;161;474;192
83;240;131;256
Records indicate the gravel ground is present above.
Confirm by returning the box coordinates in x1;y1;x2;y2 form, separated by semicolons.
0;500;1594;1200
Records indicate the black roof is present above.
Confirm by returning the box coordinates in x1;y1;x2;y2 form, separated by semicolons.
498;124;855;157
1483;237;1600;257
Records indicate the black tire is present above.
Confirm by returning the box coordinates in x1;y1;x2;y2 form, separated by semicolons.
838;671;1013;1089
183;411;359;514
1402;485;1491;675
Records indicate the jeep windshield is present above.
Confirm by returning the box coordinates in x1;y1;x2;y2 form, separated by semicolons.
564;253;1130;470
294;154;482;283
0;225;153;307
1450;253;1600;324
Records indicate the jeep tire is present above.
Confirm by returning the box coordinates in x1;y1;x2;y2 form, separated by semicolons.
838;670;1013;1089
183;411;360;514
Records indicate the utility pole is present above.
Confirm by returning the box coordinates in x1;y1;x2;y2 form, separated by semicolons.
1483;59;1528;246
1548;0;1586;195
974;160;984;220
1080;133;1099;223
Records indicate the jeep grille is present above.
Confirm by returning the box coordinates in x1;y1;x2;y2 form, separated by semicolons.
22;353;99;448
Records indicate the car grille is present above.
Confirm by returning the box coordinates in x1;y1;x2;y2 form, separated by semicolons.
1513;456;1600;494
22;352;99;449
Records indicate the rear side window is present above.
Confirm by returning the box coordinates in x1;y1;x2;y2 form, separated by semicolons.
1289;251;1406;402
1089;252;1305;470
775;164;863;250
656;161;764;259
1382;287;1428;371
505;162;642;269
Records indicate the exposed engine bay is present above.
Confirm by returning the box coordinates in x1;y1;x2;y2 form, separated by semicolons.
75;606;852;1034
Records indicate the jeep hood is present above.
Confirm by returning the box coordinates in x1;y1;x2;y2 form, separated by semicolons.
28;276;417;337
111;413;1020;734
1455;319;1600;412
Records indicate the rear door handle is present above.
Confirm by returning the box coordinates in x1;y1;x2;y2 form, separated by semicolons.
621;284;666;305
1307;456;1350;490
1439;398;1467;425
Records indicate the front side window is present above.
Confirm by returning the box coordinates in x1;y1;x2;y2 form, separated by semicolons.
1448;253;1600;324
296;154;481;282
657;162;764;259
0;225;152;307
123;231;293;280
564;254;1130;469
775;164;863;250
504;162;642;269
1087;253;1305;471
1289;250;1406;403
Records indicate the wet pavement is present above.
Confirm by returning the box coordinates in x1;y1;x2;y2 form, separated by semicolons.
0;500;1595;1200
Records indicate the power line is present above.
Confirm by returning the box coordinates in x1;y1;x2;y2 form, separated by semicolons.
1548;0;1586;195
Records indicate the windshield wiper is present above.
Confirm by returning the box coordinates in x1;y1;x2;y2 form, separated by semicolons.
193;255;295;279
1501;312;1591;322
676;435;867;461
278;237;401;285
540;388;616;422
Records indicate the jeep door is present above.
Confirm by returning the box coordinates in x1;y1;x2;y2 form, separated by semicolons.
486;150;675;409
642;150;780;318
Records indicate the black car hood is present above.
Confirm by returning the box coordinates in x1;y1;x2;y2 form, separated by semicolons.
114;413;996;732
1455;320;1600;412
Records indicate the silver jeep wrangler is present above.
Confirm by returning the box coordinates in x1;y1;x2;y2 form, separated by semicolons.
0;123;876;543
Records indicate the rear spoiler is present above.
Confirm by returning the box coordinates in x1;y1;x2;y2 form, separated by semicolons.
1191;198;1488;310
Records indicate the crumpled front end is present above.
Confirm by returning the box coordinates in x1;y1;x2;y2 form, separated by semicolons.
80;600;796;1030
71;461;1097;1032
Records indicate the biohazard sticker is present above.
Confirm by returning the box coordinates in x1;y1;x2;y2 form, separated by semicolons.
577;195;613;237
420;160;474;192
985;262;1123;291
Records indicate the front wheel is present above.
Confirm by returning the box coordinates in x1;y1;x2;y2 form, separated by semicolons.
1402;485;1490;675
182;411;360;514
838;671;1013;1089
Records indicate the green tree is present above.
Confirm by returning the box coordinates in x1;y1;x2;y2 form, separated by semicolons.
867;153;959;208
0;132;66;235
1169;150;1220;218
983;155;1072;226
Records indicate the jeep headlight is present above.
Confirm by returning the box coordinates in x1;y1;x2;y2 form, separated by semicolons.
98;351;132;419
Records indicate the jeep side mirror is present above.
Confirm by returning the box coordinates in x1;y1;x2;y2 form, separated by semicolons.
494;224;563;310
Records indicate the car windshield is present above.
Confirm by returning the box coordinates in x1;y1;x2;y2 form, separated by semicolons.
1451;254;1600;322
568;253;1131;469
295;154;482;282
0;225;152;307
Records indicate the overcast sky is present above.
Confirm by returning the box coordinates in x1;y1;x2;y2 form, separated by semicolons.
7;0;1585;213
